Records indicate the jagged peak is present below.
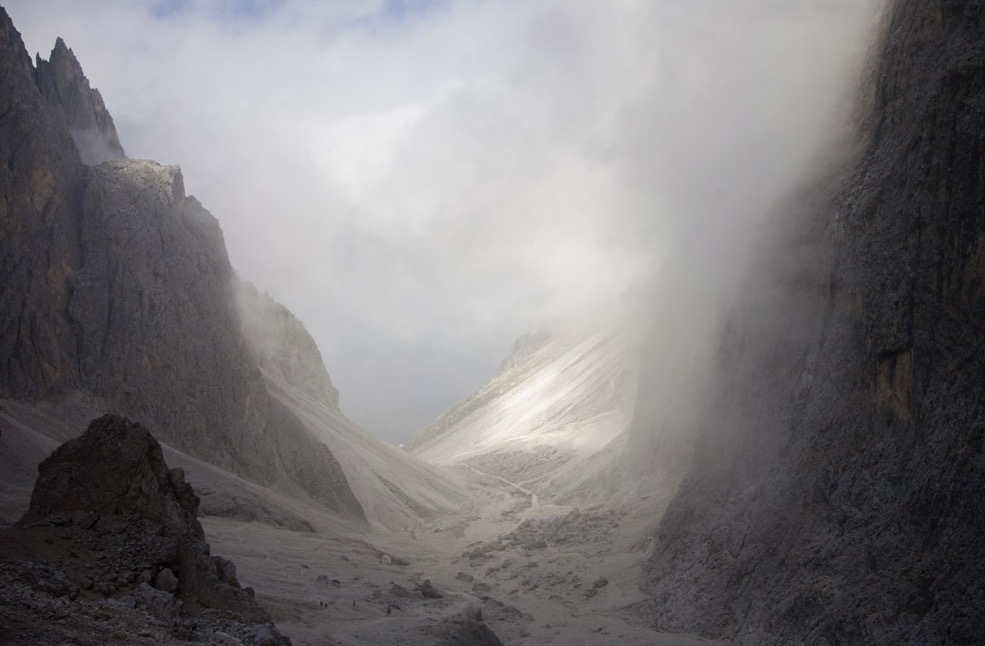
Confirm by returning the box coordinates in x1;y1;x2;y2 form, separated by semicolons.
48;37;84;76
0;5;32;75
37;36;85;87
34;34;126;165
0;5;16;35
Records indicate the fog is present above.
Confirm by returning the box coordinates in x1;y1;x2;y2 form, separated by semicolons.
6;0;881;444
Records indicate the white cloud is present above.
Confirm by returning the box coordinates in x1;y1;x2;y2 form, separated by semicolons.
5;0;883;442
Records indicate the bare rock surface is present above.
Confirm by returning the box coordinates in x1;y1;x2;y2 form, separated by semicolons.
0;5;366;521
0;414;291;645
641;2;985;644
0;6;87;399
1;0;467;538
34;36;126;163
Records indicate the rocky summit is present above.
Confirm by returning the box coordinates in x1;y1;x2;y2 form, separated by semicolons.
1;414;291;645
34;36;126;164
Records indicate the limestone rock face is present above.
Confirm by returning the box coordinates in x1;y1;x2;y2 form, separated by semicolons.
641;2;985;644
0;7;364;521
0;7;86;399
70;159;275;481
236;279;341;412
34;37;126;164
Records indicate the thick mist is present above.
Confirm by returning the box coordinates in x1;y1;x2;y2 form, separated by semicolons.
618;1;884;481
6;0;881;443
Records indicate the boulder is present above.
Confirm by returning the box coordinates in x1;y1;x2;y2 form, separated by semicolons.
8;414;291;645
416;579;444;599
18;414;202;538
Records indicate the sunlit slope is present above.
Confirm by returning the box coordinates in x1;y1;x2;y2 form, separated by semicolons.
233;279;466;531
405;331;637;499
262;370;466;531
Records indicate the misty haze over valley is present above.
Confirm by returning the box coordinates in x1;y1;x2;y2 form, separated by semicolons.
1;1;983;645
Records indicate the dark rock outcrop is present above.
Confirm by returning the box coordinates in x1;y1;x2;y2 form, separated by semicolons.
34;37;126;164
0;7;364;521
18;414;202;535
641;2;985;644
3;414;291;645
416;578;444;599
432;613;504;646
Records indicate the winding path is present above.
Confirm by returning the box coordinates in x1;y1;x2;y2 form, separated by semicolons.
461;464;540;509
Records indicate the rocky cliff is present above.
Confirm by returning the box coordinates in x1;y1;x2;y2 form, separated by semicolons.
0;6;364;521
34;37;126;164
641;1;985;643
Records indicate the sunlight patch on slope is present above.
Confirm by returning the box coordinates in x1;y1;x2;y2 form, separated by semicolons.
408;330;638;500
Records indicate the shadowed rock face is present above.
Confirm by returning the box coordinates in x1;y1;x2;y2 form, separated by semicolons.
6;414;291;645
0;6;364;521
34;37;126;164
68;158;277;482
18;414;203;537
0;7;86;398
641;2;985;644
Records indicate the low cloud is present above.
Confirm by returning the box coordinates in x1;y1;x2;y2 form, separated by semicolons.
6;0;882;442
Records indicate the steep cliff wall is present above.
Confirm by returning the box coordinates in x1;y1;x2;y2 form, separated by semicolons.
0;8;86;398
641;1;985;644
0;7;365;521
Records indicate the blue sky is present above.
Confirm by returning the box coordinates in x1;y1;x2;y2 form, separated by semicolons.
148;0;448;31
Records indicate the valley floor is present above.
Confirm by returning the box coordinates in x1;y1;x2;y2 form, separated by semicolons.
203;468;721;646
0;400;716;644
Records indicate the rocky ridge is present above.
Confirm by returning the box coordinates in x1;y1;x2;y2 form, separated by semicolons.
34;36;126;164
640;1;985;644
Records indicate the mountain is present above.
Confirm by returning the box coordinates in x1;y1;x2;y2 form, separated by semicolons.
405;329;638;503
5;0;983;642
33;37;126;164
0;6;461;530
639;1;985;643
